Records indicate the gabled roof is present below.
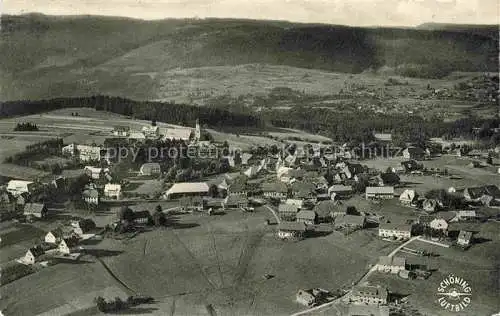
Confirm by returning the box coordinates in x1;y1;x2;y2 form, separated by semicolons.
465;186;487;199
166;182;209;195
278;203;299;214
328;185;353;193
224;195;248;205
28;246;45;257
163;128;192;140
335;214;365;226
83;189;99;198
484;185;500;199
458;230;473;241
228;182;247;193
291;181;316;193
313;200;339;218
140;162;161;171
24;203;46;214
296;210;316;220
366;186;394;194
352;285;388;300
278;221;306;232
261;182;288;193
379;223;411;232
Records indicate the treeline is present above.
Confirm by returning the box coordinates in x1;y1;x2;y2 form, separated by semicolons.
13;122;39;131
4;138;63;165
0;96;263;128
267;107;500;146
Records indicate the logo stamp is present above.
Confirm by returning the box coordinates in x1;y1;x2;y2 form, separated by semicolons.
437;274;472;312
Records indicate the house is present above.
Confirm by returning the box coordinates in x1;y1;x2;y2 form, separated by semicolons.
7;180;35;197
132;210;152;225
334;214;366;230
112;126;130;137
296;289;317;306
422;199;438;212
350;285;388;305
45;227;76;244
23;203;48;219
399;189;417;206
141;125;160;138
417;214;436;227
376;256;406;274
76;144;103;162
403;147;425;160
327;185;353;200
179;196;205;211
84;166;108;180
291;182;316;198
278;203;299;221
16;192;30;206
71;219;97;235
82;188;99;205
23;247;45;265
378;223;412;240
451;210;477;222
164;182;210;199
285;198;304;210
227;182;247;197
59;237;79;254
463;186;486;202
129;131;147;141
243;165;261;178
374;133;392;142
104;184;122;200
484;185;500;200
224;195;248;209
296;210;316;225
262;182;288;201
139;163;161;176
62;143;76;156
365;187;394;200
277;221;307;240
457;230;473;247
163;128;193;141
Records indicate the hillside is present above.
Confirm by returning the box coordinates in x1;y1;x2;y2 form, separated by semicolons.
0;14;498;101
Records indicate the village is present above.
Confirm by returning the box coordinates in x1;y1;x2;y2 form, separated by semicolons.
0;108;499;316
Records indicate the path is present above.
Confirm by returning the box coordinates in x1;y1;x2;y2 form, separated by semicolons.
264;205;280;224
290;236;421;316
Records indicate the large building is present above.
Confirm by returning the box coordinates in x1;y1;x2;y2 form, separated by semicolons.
350;285;388;305
379;223;412;240
164;182;210;199
7;180;35;197
365;187;394;200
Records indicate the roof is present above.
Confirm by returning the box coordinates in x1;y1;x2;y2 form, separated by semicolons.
335;214;365;226
296;210;316;220
262;182;288;193
229;182;247;193
379;223;411;232
465;186;487;199
458;230;473;241
278;221;306;232
484;185;500;198
224;195;248;205
366;186;394;194
374;133;392;142
399;189;416;201
278;203;299;214
328;185;353;193
352;285;388;300
164;128;192;140
24;203;46;214
82;189;99;198
418;215;436;224
104;184;121;191
166;182;209;195
7;180;34;189
291;181;316;193
140;163;161;171
457;210;476;217
28;246;45;257
313;200;339;217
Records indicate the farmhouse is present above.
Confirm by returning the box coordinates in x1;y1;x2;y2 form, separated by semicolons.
463;186;487;202
7;180;35;197
365;187;394;200
180;196;205;211
104;184;122;200
132;210;152;225
23;203;48;219
278;203;299;221
112;126;130;137
457;230;473;247
334;214;366;230
45;227;75;244
139;163;161;176
350;285;388;305
163;128;192;141
327;185;353;199
376;256;406;274
59;237;79;254
422;199;438;212
76;144;103;162
378;223;412;240
164;182;209;199
227;182;247;197
277;221;307;240
399;189;417;206
285;198;304;210
82;188;99;205
403;147;425;160
224;195;248;209
84;166;108;180
23;247;45;265
141;125;160;138
451;210;477;222
296;210;316;225
262;182;288;201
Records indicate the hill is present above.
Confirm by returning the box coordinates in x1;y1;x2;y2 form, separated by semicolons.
0;14;498;101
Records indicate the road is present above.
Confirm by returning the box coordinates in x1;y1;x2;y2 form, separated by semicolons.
290;236;421;316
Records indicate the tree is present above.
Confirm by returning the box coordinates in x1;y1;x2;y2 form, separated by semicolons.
151;119;157;126
119;206;135;222
486;156;493;165
155;204;162;213
346;206;360;216
208;184;218;198
94;296;107;312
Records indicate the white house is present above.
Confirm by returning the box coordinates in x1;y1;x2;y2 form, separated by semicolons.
285;198;304;210
76;145;102;162
163;128;193;141
164;182;209;199
429;218;448;234
376;256;406;274
139;163;161;176
112;126;130;137
84;166;108;180
128;131;147;140
142;125;160;138
82;188;99;205
277;222;306;240
378;223;411;240
399;189;417;205
457;231;473;247
366;187;394;200
7;180;35;197
22;247;44;265
58;238;79;254
104;184;122;200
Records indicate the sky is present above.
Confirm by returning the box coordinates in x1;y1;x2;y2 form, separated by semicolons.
2;0;498;26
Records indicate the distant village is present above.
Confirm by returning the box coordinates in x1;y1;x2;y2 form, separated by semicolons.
1;116;499;315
